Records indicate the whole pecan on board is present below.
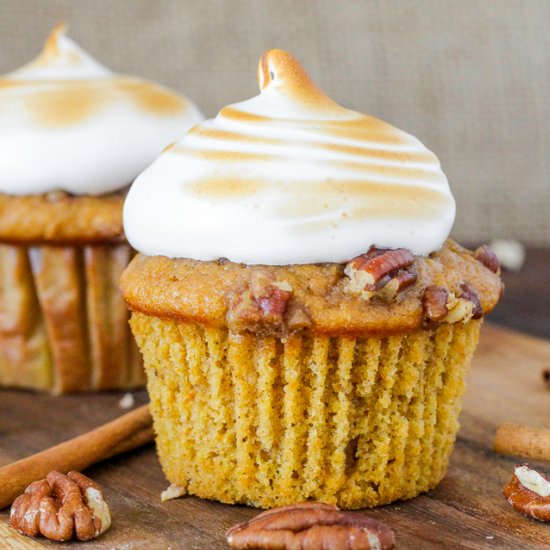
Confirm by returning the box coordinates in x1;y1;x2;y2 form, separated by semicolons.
503;465;550;522
227;501;395;549
344;247;416;302
9;471;111;542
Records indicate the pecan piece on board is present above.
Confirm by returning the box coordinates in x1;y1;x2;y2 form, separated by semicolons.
226;501;395;549
503;465;550;522
9;471;111;542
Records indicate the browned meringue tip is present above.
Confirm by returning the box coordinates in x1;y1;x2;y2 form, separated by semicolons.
43;22;69;59
256;49;342;112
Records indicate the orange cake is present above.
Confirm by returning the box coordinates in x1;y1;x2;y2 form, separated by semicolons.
121;50;502;508
0;25;203;393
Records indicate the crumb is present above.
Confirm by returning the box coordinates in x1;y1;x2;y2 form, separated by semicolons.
118;393;135;409
161;484;186;502
489;239;525;271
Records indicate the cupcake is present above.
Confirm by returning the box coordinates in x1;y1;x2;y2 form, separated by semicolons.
0;25;203;393
121;49;502;508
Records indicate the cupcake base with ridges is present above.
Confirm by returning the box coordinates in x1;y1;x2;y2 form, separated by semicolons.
0;242;144;393
131;311;480;509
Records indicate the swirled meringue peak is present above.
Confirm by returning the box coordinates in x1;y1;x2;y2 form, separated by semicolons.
124;49;455;264
0;24;203;196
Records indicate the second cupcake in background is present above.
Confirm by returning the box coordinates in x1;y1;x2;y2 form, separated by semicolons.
0;25;203;393
121;50;502;508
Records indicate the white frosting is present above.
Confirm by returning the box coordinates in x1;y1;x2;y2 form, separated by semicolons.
124;49;455;264
0;24;203;196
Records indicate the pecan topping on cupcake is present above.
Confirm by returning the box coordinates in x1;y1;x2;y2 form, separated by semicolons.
227;271;293;331
344;247;416;302
474;244;500;274
423;283;483;324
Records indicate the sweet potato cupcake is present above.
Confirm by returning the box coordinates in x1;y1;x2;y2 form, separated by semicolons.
0;25;203;393
121;49;502;508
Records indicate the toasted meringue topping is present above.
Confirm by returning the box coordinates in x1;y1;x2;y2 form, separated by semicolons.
0;24;203;196
124;49;455;264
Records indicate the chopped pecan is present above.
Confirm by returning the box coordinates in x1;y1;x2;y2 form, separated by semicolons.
459;283;483;319
375;270;417;301
226;501;395;549
423;283;483;324
543;368;550;390
422;285;450;322
285;302;313;331
227;271;292;328
503;465;550;521
345;247;416;302
345;247;414;286
474;244;500;273
9;471;111;542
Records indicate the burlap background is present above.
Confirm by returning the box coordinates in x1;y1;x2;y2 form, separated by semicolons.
1;0;548;245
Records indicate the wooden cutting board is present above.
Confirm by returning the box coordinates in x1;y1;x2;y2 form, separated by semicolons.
1;323;549;549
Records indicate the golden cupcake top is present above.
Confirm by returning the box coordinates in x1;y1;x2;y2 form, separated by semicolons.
121;240;503;336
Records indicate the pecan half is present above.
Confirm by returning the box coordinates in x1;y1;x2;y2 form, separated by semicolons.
345;247;416;302
423;283;483;324
474;244;500;273
9;471;111;542
226;501;395;549
227;271;293;329
503;465;550;521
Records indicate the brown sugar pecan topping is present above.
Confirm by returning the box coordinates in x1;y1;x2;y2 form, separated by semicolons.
474;244;500;273
422;285;450;322
227;271;293;328
9;471;111;542
503;465;550;522
423;283;484;324
226;501;395;549
459;283;483;319
344;247;416;302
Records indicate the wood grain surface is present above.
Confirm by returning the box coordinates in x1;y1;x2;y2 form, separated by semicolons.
0;323;549;549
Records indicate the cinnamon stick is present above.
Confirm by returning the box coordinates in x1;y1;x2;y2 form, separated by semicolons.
494;422;550;462
0;404;153;509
